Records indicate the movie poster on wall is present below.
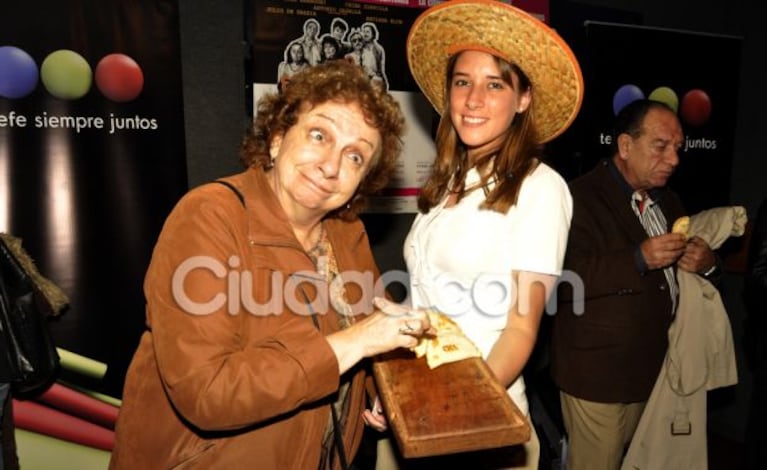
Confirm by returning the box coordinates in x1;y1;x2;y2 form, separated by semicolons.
0;1;187;397
247;0;434;213
246;0;548;213
570;22;742;214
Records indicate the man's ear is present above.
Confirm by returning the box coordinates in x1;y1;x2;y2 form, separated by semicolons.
617;133;633;160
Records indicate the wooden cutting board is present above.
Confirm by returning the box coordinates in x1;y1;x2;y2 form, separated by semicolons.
372;349;531;458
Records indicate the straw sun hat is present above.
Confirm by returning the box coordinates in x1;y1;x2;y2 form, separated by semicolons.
407;0;584;143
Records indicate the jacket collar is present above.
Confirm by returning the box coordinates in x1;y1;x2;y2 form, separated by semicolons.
594;159;656;245
605;157;665;203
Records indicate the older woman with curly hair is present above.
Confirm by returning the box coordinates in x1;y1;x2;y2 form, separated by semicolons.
110;60;429;470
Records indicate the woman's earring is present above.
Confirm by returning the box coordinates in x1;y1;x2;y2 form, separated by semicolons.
345;193;360;211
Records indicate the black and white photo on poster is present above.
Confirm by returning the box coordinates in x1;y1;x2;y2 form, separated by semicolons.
276;17;389;91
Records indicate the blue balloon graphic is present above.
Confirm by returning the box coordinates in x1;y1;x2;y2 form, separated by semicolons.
0;46;39;99
612;84;645;116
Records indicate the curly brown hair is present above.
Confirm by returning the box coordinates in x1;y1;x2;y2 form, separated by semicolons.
240;60;405;220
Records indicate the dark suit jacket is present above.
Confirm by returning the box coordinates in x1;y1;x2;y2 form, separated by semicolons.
550;159;685;403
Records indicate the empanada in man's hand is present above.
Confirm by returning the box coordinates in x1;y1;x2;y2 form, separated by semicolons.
672;216;690;240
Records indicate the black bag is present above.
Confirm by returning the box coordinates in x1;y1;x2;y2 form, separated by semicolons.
0;234;66;394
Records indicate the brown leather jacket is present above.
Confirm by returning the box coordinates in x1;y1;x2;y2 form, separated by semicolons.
110;167;378;469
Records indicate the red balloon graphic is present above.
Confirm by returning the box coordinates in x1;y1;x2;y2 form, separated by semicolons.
95;53;144;102
680;89;711;127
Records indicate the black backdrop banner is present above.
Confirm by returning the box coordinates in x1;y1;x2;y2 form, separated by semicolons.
550;21;742;215
0;0;187;397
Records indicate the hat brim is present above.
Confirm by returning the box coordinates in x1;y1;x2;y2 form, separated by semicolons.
407;0;584;143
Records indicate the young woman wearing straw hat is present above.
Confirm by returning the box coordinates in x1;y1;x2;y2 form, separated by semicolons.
378;1;584;468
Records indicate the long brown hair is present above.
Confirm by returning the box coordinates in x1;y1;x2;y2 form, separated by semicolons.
417;52;542;214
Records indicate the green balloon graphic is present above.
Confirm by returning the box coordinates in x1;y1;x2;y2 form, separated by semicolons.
648;86;679;113
40;50;92;99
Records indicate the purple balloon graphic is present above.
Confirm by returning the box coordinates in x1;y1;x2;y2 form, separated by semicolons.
0;46;39;99
613;84;645;115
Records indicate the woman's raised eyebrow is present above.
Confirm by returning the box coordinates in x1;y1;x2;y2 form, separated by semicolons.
314;112;376;151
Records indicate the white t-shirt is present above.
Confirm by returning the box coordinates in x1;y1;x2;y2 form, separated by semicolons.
404;162;572;415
